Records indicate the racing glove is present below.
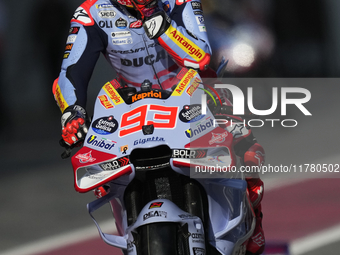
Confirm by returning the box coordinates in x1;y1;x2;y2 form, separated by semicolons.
131;0;171;39
61;105;89;146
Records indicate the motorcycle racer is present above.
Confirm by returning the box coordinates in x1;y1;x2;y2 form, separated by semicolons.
53;0;264;254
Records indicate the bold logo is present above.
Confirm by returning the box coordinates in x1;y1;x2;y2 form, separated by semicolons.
143;211;167;221
166;25;204;61
103;82;124;105
65;44;73;51
172;149;207;159
172;69;197;96
111;31;131;38
75;151;96;163
185;119;214;138
99;156;129;171
113;38;133;45
120;50;167;67
92;116;118;135
69;27;80;34
115;17;128;29
98;95;114;109
87;135;116;150
134;136;165;145
149;202;164;209
99;11;116;18
179;104;204;123
132;91;162;103
186;77;201;96
208;132;228;145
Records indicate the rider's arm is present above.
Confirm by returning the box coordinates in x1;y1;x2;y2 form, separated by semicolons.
52;2;107;113
157;0;211;71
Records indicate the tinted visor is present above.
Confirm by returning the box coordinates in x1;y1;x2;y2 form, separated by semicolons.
132;0;155;5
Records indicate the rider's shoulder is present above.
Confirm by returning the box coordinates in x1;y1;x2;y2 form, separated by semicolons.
71;0;117;26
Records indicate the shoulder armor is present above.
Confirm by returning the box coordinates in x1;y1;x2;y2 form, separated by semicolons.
71;0;96;26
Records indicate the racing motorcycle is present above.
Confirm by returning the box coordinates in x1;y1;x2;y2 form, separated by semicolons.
67;66;256;255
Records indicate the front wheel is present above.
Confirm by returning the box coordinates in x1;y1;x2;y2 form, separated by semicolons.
138;223;189;255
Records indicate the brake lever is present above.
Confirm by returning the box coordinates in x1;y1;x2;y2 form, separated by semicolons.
59;139;75;159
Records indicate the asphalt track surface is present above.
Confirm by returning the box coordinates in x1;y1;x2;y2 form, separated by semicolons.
1;81;340;255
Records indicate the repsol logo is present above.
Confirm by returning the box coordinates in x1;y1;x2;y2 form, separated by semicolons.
121;50;166;67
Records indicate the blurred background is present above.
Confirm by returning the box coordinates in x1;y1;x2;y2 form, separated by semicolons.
0;0;340;254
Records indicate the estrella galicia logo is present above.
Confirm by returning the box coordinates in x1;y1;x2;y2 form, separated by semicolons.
87;135;115;150
115;17;128;29
185;118;214;138
179;104;205;123
92;116;118;135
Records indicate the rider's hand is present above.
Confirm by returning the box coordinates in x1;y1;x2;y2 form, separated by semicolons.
131;0;171;39
61;105;89;146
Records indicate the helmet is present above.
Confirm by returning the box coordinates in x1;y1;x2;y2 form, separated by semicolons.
117;0;133;7
117;0;156;7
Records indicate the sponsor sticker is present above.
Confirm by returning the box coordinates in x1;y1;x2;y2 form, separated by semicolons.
172;149;207;159
54;84;69;112
186;77;201;96
132;91;162;103
179;104;204;123
143;211;167;221
72;7;92;25
113;38;133;45
63;52;70;59
134;136;165;145
120;145;129;154
103;82;124;105
96;4;114;9
98;95;114;109
195;15;205;25
99;156;129;171
149;202;164;209
165;25;205;61
99;11;116;18
172;69;198;96
69;27;80;34
65;44;73;51
66;35;77;44
191;1;202;10
111;31;131;38
76;151;96;163
115;17;128;29
87;135;116;151
208;132;229;145
92;116;118;135
199;26;207;32
185;118;214;138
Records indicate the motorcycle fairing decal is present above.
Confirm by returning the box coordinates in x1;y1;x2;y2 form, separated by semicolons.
102;82;125;105
118;104;179;137
72;146;132;192
172;69;198;96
